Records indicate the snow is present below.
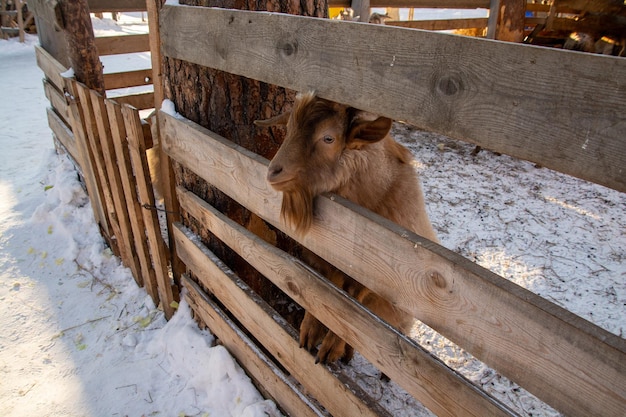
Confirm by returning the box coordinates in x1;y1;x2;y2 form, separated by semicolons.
1;12;624;417
0;24;280;417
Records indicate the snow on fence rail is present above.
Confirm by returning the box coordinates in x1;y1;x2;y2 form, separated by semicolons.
156;3;626;417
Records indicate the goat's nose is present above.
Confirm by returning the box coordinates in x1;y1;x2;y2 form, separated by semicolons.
267;165;283;182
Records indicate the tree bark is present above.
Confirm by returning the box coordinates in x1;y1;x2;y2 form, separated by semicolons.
58;0;104;95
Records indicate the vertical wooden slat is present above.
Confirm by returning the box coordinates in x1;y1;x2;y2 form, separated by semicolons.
63;78;111;239
74;82;121;256
89;90;143;284
122;104;175;319
106;99;160;297
146;0;184;284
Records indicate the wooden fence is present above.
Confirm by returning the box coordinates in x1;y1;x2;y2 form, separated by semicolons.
34;15;176;318
33;1;626;417
157;3;626;417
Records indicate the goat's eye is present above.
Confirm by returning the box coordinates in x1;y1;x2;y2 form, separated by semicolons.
323;135;335;144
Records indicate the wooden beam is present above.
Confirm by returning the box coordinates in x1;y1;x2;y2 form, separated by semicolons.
122;104;176;319
87;0;146;13
46;106;78;162
103;69;153;90
494;0;526;42
110;91;155;110
94;33;150;55
174;194;515;417
63;78;111;238
386;18;488;31
43;79;70;122
183;275;329;417
158;110;626;417
35;45;68;91
159;5;626;193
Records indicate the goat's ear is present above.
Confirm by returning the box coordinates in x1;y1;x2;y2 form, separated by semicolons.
254;112;290;127
347;115;392;147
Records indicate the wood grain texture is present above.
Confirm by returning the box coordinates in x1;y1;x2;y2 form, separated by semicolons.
64;78;110;238
386;18;488;30
46;107;78;162
43;79;70;123
175;193;514;417
35;45;68;92
90;90;144;287
94;33;150;55
182;275;328;417
103;69;153;90
160;5;626;192
111;91;155;110
106;99;155;292
159;110;626;417
87;0;147;12
122;104;176;319
175;226;393;417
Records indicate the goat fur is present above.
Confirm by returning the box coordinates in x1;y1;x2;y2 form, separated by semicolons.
255;92;437;363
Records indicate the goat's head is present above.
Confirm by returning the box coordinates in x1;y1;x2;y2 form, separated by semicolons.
254;92;392;235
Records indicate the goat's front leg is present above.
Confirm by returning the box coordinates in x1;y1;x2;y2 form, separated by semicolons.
315;282;370;364
299;311;328;351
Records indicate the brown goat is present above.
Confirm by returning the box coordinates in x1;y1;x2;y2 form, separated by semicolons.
255;92;437;364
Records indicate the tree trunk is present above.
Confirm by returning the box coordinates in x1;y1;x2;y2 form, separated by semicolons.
58;0;105;94
163;0;328;324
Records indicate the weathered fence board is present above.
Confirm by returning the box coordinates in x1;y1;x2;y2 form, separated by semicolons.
64;78;111;239
89;89;142;285
87;0;146;13
160;5;626;193
35;45;68;95
175;224;394;417
386;18;488;30
122;104;175;319
42;79;70;122
95;33;150;55
182;273;329;417
105;99;155;294
174;190;515;417
111;91;155;110
75;82;121;257
46;107;78;162
104;69;152;90
159;109;626;417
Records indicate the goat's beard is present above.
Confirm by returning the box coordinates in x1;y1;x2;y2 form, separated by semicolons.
280;188;314;236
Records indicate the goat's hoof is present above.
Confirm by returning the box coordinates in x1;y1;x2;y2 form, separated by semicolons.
316;331;352;364
299;312;327;352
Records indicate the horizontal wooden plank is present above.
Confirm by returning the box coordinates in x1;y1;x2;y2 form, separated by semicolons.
159;110;626;417
95;34;150;55
46;106;78;162
35;44;68;91
103;69;153;90
175;227;394;417
386;18;488;30
160;5;626;192
43;79;70;123
111;91;155;110
183;274;328;417
175;193;514;417
87;0;146;12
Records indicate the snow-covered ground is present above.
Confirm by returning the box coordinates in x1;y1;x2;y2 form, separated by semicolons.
1;12;624;417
